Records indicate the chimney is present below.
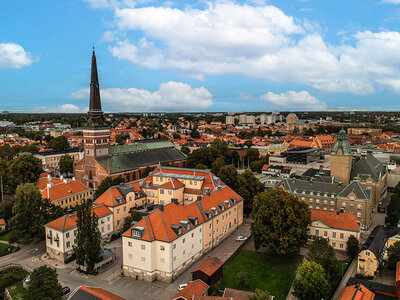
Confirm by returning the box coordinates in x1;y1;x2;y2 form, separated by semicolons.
72;177;76;181
60;175;63;181
64;179;68;184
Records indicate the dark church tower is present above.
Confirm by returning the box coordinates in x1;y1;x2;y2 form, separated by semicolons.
81;48;110;189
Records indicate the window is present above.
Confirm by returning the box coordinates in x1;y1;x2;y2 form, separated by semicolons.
309;198;313;203
141;244;145;250
117;220;120;226
101;227;104;233
160;190;164;195
332;242;336;247
160;245;165;251
366;251;370;257
66;233;69;238
340;243;344;249
128;242;132;247
128;254;133;259
324;231;328;237
342;203;346;207
340;233;344;239
124;207;127;212
168;190;172;195
191;233;194;238
330;201;334;206
117;209;120;214
173;244;176;249
160;258;165;263
192;244;194;249
332;232;336;238
107;224;110;230
316;199;320;204
315;230;319;236
66;241;70;248
357;212;362;218
357;204;362;209
183;250;185;255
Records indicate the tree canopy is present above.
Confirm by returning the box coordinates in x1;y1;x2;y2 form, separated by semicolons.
7;154;42;193
293;261;330;300
47;136;69;150
251;188;310;254
346;235;359;260
94;176;124;199
27;266;63;300
386;192;400;227
9;183;63;241
248;289;271;300
58;154;74;175
73;200;102;273
306;237;338;281
388;240;400;269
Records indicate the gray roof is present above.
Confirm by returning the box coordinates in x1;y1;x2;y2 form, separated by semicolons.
97;147;187;174
276;178;370;200
302;168;331;178
351;153;386;182
362;225;400;261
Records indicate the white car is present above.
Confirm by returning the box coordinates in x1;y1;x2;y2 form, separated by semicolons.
236;236;247;241
178;283;188;291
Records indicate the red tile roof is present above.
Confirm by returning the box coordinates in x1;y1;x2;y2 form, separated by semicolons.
40;178;89;202
339;284;375;300
193;257;224;276
36;176;63;191
311;209;360;232
159;179;185;189
45;205;112;232
78;286;126;300
0;219;5;226
172;280;209;300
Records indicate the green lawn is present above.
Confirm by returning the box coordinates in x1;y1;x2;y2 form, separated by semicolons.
7;281;28;300
0;232;10;241
217;249;302;300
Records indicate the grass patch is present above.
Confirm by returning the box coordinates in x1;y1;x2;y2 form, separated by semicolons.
0;232;10;241
217;249;302;300
7;281;28;300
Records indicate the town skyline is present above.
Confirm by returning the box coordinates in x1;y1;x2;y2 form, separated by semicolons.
3;0;400;113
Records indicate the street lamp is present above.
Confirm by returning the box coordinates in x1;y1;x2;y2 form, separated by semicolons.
341;262;349;277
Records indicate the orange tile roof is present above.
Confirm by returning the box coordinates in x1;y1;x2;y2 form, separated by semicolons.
311;209;360;232
0;219;5;226
94;181;144;207
159;179;185;189
172;280;209;300
289;139;313;148
123;185;242;242
36;176;63;191
339;284;375;300
40;179;89;202
193;257;224;276
45;205;112;232
78;286;126;300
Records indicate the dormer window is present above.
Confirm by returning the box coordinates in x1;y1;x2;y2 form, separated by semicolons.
188;216;198;226
224;200;231;208
131;226;145;238
218;203;225;211
211;207;218;215
180;220;191;231
171;224;183;236
205;211;212;219
230;197;236;204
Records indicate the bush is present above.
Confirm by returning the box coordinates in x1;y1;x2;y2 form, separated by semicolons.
235;272;250;290
355;273;374;280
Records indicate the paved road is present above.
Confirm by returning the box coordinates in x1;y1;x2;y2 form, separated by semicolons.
0;222;251;300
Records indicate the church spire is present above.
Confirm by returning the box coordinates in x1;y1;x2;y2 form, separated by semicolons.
89;46;102;111
86;47;106;128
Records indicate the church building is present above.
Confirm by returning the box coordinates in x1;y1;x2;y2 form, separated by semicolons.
74;49;187;189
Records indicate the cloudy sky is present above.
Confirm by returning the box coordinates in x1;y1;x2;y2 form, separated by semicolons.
2;0;400;112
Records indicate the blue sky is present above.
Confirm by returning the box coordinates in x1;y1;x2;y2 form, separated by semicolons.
2;0;400;112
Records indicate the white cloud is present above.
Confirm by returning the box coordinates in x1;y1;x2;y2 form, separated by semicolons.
70;81;213;112
83;0;135;9
261;91;327;111
0;43;36;69
238;92;254;100
103;2;400;95
31;104;88;113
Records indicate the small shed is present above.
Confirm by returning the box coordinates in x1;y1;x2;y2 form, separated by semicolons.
192;257;224;286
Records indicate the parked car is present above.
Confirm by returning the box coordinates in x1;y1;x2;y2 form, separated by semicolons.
236;236;247;241
63;286;70;295
178;283;188;291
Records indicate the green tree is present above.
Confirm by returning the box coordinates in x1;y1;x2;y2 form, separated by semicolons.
386;193;400;226
7;154;42;193
195;164;208;170
218;165;239;189
293;261;330;300
141;166;155;178
250;160;263;173
211;157;225;175
248;289;271;300
236;170;263;215
387;240;400;269
251;189;310;254
306;237;338;281
244;140;253;148
9;183;63;241
235;272;250;290
115;134;125;144
244;149;259;163
73;200;102;273
47;136;69;150
27;266;63;300
346;235;359;260
58;154;74;175
180;146;190;156
122;211;143;232
94;176;124;199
